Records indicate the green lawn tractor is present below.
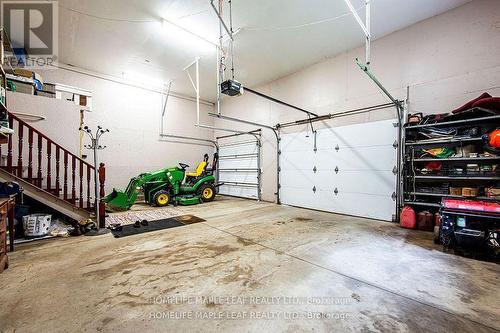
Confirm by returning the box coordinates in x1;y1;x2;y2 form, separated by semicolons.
104;154;219;211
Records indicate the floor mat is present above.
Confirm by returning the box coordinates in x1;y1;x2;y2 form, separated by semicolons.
106;206;185;227
110;215;206;238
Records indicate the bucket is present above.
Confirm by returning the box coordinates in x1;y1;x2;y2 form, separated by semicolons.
23;214;52;237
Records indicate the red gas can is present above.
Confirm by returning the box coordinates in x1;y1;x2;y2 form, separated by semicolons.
417;211;434;232
400;206;417;229
433;213;441;244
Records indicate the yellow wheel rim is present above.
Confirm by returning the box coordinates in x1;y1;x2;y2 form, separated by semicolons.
157;194;169;205
203;188;213;199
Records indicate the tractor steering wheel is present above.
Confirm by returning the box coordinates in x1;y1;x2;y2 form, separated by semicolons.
179;163;190;170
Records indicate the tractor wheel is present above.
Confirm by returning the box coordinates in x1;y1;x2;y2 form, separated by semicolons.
199;184;216;203
153;190;170;207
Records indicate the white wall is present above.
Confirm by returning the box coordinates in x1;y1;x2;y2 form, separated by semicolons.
215;0;500;202
7;70;216;193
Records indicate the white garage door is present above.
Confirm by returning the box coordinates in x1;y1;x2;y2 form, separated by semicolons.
280;119;398;221
218;140;261;200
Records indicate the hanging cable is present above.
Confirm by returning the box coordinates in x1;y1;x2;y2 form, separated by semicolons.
229;0;235;80
213;0;236;81
244;5;365;31
58;4;157;23
218;0;226;83
58;4;208;23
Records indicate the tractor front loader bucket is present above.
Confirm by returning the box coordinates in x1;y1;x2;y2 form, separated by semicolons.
104;189;132;211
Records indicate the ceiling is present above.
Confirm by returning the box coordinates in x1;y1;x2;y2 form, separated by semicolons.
56;0;471;101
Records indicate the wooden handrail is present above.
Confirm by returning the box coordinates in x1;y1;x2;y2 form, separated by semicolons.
8;112;95;170
5;111;102;214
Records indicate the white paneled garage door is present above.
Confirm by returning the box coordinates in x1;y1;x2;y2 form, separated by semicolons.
280;119;398;221
218;140;261;200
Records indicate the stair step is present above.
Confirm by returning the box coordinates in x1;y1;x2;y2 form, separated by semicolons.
1;111;104;222
0;168;92;222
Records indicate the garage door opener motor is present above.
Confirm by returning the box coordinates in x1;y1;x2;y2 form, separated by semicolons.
221;79;243;97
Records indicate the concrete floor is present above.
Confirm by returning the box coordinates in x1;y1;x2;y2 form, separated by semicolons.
0;197;498;333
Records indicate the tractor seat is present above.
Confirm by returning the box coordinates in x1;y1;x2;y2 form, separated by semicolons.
186;161;208;178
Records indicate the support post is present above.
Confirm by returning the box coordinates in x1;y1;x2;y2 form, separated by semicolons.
196;58;200;126
98;163;106;228
184;57;247;135
210;0;233;40
365;0;371;64
216;45;222;115
343;0;371;64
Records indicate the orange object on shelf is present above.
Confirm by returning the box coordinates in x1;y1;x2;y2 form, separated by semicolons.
462;187;478;197
487;129;500;148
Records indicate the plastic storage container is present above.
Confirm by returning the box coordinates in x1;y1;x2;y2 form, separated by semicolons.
23;214;52;237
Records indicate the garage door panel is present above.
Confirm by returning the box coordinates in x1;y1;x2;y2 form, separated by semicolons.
318;120;398;148
219;171;258;184
313;169;333;180
219;185;259;199
314;147;396;171
219;158;258;170
315;131;335;151
218;140;260;200
317;171;396;195
280;119;397;221
281;133;315;152
280;185;317;209
311;151;335;168
280;169;316;189
334;147;396;171
219;142;258;156
281;150;316;170
329;193;395;221
281;189;394;221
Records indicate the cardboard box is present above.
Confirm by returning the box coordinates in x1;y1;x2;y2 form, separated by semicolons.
462;187;478;197
79;95;87;106
486;188;500;199
13;81;34;95
14;68;33;79
42;83;55;93
35;90;55;98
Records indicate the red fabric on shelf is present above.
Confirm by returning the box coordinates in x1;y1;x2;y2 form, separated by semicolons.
443;199;500;214
472;97;500;112
451;92;491;114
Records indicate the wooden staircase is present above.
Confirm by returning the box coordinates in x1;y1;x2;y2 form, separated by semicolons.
0;112;106;222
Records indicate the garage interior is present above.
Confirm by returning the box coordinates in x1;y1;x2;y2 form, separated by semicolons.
0;0;499;332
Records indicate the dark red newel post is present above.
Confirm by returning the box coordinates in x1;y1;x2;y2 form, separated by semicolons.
98;163;106;228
